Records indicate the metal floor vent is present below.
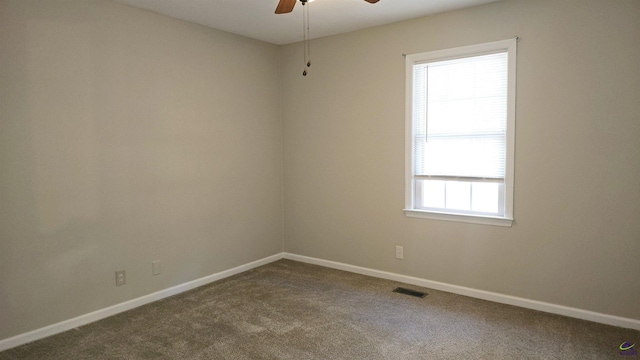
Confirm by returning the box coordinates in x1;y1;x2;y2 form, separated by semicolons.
392;287;427;298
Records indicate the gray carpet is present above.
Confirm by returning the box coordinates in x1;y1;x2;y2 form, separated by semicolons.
1;260;638;359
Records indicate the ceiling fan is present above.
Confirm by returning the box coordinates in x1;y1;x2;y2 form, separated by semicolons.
277;0;380;76
275;0;379;14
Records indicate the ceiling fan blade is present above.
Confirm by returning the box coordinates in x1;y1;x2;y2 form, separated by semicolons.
364;0;380;3
275;0;297;14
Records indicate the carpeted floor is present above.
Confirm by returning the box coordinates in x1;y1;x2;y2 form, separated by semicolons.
1;259;638;359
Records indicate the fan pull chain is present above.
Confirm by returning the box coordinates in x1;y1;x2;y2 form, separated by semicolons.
302;0;311;76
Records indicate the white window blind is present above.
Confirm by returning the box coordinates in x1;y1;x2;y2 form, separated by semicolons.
413;52;508;180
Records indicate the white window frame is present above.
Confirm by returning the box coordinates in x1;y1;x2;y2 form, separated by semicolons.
404;39;517;227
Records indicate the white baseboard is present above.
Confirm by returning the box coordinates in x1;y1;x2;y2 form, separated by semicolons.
3;251;638;352
284;253;640;331
0;253;286;352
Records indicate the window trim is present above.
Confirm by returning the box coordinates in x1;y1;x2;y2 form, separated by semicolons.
404;39;517;227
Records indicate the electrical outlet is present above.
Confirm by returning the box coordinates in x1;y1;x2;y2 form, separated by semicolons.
115;270;126;286
152;260;161;275
395;246;404;260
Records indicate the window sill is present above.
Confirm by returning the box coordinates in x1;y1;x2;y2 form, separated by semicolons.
404;209;513;227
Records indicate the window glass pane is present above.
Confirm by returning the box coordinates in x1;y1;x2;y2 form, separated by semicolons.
445;181;470;211
471;182;499;214
421;180;445;208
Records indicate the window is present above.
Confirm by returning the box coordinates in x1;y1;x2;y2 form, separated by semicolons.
404;39;516;226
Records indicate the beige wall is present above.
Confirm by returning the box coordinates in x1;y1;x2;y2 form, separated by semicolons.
2;0;639;343
0;0;283;339
282;0;640;320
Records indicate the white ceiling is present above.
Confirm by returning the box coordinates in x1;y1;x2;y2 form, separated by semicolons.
111;0;500;45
